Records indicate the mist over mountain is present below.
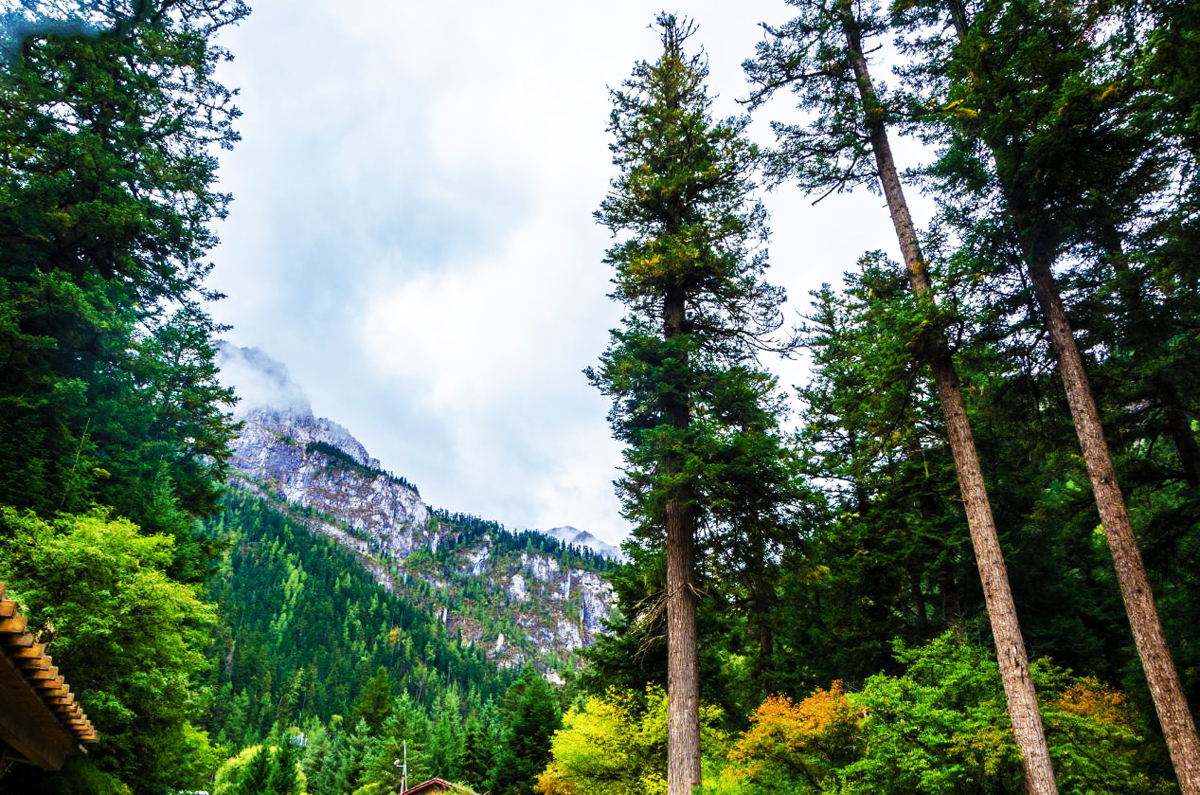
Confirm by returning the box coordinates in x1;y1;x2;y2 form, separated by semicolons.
216;341;313;417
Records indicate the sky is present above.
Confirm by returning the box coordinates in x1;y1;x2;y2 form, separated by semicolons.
205;0;934;546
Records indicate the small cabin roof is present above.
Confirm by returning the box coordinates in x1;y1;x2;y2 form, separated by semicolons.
401;778;484;795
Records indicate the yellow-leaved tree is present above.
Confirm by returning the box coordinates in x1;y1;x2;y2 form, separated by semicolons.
537;686;728;795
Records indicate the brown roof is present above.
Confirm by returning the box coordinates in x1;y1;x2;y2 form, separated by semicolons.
0;583;96;770
401;778;481;795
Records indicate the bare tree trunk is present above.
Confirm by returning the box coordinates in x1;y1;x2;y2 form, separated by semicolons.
664;286;702;794
840;8;1059;792
665;491;700;794
1019;240;1200;793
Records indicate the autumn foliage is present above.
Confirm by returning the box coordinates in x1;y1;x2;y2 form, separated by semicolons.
726;684;861;788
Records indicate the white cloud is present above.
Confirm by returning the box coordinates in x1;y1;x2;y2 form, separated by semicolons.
206;0;935;544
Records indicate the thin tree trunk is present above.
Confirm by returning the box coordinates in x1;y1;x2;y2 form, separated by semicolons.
921;494;964;628
908;560;931;633
664;287;702;794
1019;238;1200;793
839;8;1059;792
939;558;962;628
1161;385;1200;489
748;531;776;682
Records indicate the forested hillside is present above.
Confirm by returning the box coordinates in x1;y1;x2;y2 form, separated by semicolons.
221;387;616;674
1;0;1199;794
201;490;515;749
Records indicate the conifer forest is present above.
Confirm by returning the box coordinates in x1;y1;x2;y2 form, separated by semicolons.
1;0;1200;793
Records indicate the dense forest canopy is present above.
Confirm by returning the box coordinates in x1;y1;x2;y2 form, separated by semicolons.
0;0;1198;794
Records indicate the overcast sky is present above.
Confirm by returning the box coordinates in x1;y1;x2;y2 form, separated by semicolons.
206;0;933;545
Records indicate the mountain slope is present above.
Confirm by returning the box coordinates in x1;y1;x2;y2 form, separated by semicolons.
203;490;515;745
217;344;616;672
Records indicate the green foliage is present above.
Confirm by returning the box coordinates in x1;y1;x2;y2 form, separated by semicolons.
537;685;728;795
356;692;431;794
213;741;307;795
491;665;563;795
709;634;1176;794
0;509;219;793
0;0;244;543
458;714;492;792
0;9;245;789
354;667;396;733
589;10;794;539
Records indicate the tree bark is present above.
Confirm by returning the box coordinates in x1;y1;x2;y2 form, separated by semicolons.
840;8;1059;793
665;490;700;794
664;285;702;795
1019;238;1200;793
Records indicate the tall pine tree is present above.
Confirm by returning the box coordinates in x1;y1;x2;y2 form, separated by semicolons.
589;14;797;793
745;1;1057;788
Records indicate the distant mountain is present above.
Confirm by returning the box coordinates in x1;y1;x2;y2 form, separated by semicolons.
215;343;616;672
542;526;624;562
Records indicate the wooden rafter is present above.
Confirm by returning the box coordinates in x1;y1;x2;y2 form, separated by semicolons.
0;583;96;771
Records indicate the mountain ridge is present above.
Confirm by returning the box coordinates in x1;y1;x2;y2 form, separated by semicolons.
216;343;618;672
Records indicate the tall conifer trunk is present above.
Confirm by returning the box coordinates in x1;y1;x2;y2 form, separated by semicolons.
664;286;702;794
935;1;1200;784
595;18;792;793
1019;237;1200;793
839;8;1058;792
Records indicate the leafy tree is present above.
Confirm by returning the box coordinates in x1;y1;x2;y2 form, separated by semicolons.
354;666;396;733
427;689;465;781
265;733;303;795
589;14;796;791
212;741;306;795
459;714;492;792
357;692;431;794
713;634;1176;794
0;509;218;794
0;0;244;547
537;686;728;795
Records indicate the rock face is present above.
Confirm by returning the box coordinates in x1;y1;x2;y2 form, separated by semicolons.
218;344;615;671
230;407;434;559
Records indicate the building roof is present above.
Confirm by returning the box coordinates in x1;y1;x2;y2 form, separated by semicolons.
0;583;96;770
401;778;482;795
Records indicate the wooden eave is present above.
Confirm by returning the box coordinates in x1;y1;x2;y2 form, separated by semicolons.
401;779;482;795
0;583;96;771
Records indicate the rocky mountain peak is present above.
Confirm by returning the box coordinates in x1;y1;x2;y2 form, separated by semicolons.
543;526;624;562
215;343;615;671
